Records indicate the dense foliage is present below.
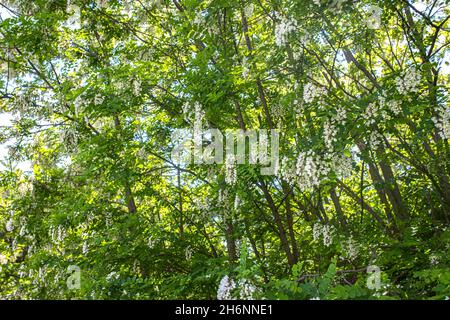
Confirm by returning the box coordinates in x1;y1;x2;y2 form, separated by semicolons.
0;0;449;300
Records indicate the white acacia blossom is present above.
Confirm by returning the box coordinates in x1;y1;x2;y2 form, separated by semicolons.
430;254;440;266
132;78;142;96
238;280;256;300
5;219;14;232
312;223;335;247
334;106;347;123
342;236;359;260
244;4;254;17
217;276;256;300
225;154;237;185
274;16;297;47
365;96;403;128
193;11;205;25
364;102;379;125
432;104;450;140
322;224;334;247
332;154;353;178
217;275;236;300
280;151;353;189
303;83;327;104
313;223;322;241
82;241;89;254
295;151;331;190
395;67;422;95
324;120;337;150
368;130;383;149
94;93;104;105
379;95;402;116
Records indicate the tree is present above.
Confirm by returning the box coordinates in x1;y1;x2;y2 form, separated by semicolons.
0;0;449;300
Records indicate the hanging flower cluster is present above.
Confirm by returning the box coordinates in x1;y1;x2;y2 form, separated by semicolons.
5;218;14;232
280;151;353;189
395;67;422;95
379;95;402;116
132;78;142;96
312;223;335;247
94;93;104;105
60;127;78;152
217;276;256;300
365;95;403;127
217;275;236;300
323;105;348;151
341;236;359;260
367;130;383;149
274;16;297;47
303;82;327;104
238;279;257;300
14;94;29;115
295;151;331;190
432;104;450;140
332;153;353;178
225;154;237;185
244;4;254;18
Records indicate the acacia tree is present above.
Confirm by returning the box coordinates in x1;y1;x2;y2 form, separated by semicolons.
0;0;449;300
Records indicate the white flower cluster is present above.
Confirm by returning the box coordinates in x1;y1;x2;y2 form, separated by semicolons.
49;225;67;243
132;78;142;97
303;83;327;104
313;222;322;241
323;106;348;151
5;218;14;232
15;94;29;115
279;157;296;184
0;254;7;265
106;271;120;281
395;67;422;95
312;223;335;247
332;154;353;178
82;241;89;254
66;3;81;30
244;4;254;17
432;104;450;140
183;102;205;127
19;225;27;237
217;275;235;300
429;254;440;266
242;56;250;78
238;280;256;300
379;95;402;116
274;16;297;47
324;120;337;150
335;106;347;122
280;151;353;189
61;127;78;152
364;96;403;129
364;102;379;125
147;236;154;249
225;154;237;185
217;276;256;300
234;195;241;211
113;80;126;92
295;151;331;190
94;93;104;105
193;11;205;26
342;236;359;260
368;130;383;149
